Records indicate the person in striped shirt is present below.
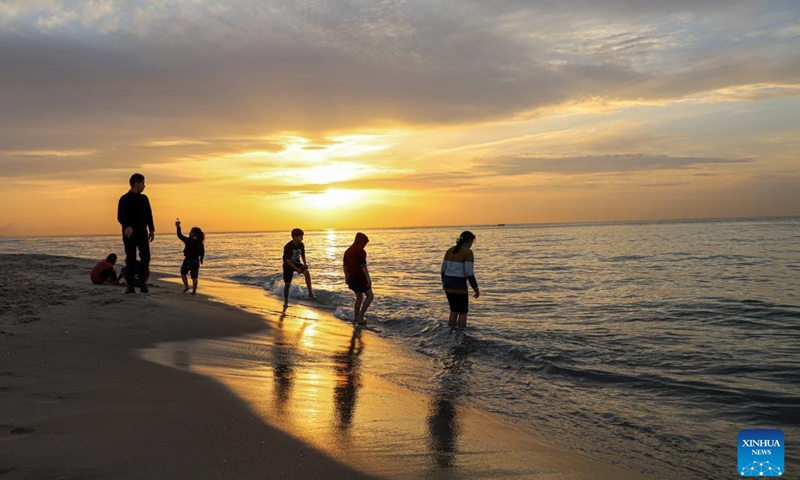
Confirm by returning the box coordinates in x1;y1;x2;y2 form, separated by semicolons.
441;231;480;329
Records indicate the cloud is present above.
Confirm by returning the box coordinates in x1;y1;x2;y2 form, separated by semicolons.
233;169;481;197
480;154;752;176
4;149;97;157
0;131;396;187
684;84;800;104
234;152;743;196
775;24;800;38
1;0;798;142
140;139;208;147
0;151;111;178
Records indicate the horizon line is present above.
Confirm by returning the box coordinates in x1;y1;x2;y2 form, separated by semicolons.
1;214;798;239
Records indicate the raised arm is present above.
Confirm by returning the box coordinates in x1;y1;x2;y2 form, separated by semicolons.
176;224;188;243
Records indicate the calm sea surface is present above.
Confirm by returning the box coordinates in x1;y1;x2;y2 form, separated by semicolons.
3;217;799;478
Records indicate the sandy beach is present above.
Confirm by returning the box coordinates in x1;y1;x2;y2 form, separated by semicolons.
1;254;647;479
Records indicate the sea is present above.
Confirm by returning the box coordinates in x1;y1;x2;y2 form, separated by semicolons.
2;216;799;478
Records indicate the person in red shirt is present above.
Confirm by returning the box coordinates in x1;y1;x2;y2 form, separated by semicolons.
90;253;120;284
343;232;373;325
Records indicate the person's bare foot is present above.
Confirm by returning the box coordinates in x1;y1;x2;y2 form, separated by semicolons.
190;292;196;295
308;293;317;300
183;287;191;293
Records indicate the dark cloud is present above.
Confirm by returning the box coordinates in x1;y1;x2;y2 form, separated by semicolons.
1;1;797;142
466;0;798;28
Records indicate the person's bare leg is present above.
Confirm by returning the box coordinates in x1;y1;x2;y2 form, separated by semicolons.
304;270;316;299
181;274;190;292
353;292;363;323
283;284;291;306
191;277;198;295
457;313;468;329
448;311;458;328
358;289;374;323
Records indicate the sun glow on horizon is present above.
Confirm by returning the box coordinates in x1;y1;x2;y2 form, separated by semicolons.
302;189;365;210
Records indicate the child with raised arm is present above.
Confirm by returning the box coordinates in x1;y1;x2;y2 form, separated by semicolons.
282;228;316;306
343;232;374;325
176;219;205;295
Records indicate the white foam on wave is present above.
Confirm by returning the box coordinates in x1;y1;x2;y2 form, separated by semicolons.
334;306;354;322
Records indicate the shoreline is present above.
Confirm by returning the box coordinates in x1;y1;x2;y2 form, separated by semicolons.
1;254;648;479
1;254;377;479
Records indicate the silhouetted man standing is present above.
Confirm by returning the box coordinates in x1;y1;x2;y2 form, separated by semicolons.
117;173;155;293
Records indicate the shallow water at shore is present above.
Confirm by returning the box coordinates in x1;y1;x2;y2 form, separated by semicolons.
139;278;645;480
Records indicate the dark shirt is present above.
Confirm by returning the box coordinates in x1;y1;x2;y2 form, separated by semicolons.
282;240;304;266
117;190;155;233
343;245;367;282
177;226;204;260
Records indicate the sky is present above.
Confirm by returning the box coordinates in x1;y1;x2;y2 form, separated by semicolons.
1;0;799;236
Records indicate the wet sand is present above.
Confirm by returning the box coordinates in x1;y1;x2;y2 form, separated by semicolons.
1;254;647;479
0;254;376;480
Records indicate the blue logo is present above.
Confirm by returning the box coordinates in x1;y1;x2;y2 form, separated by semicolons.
738;429;784;476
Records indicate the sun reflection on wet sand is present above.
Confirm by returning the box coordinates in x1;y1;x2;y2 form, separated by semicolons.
333;328;364;431
271;308;300;414
428;340;472;471
139;278;648;479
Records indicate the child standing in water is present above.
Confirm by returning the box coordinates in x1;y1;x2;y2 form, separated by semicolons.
176;219;205;295
343;232;374;325
282;228;316;306
441;231;480;329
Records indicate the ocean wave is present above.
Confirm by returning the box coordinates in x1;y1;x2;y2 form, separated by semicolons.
225;273;273;286
260;273;349;310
